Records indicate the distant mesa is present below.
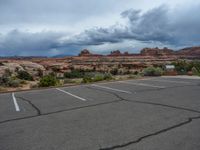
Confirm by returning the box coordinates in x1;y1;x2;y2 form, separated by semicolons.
140;47;174;56
177;46;200;56
78;49;103;57
77;47;200;58
108;50;135;56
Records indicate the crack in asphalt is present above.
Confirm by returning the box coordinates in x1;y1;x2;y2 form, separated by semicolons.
87;86;200;150
16;96;41;115
87;86;200;114
0;99;122;124
124;99;200;113
0;82;200;150
99;115;200;150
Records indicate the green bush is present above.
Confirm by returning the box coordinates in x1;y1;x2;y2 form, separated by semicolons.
64;70;85;78
0;76;20;87
192;67;200;76
172;60;200;75
7;79;21;87
39;75;58;87
17;70;33;81
93;74;104;82
82;76;93;83
82;73;113;83
103;73;113;80
143;67;163;76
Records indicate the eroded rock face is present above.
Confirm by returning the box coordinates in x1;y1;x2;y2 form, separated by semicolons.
79;49;91;56
2;63;24;72
0;61;46;77
19;61;45;71
19;61;46;77
140;47;174;56
0;46;200;78
177;47;200;56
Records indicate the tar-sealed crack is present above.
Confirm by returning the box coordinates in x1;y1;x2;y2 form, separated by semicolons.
16;96;41;115
0;83;200;150
87;86;200;114
87;86;200;150
99;115;200;150
0;98;122;124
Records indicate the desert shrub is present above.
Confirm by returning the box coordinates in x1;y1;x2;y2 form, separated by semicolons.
171;60;200;75
128;74;141;79
103;73;113;80
82;76;93;83
0;76;20;87
17;70;33;81
92;74;104;82
192;67;200;76
63;79;77;84
7;79;21;87
171;60;189;74
143;67;163;76
64;70;85;78
0;76;9;86
110;68;118;75
39;75;58;87
37;69;43;77
82;73;113;83
4;69;12;77
133;71;139;75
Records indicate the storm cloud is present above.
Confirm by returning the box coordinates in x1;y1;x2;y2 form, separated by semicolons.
66;4;200;47
0;0;200;56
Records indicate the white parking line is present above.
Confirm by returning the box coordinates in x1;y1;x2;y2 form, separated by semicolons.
91;84;132;94
151;79;190;84
56;88;87;101
12;93;20;112
118;81;166;88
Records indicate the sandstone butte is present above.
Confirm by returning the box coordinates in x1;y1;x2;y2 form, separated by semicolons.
0;46;200;77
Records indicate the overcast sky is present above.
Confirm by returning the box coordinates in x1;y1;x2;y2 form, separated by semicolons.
0;0;200;56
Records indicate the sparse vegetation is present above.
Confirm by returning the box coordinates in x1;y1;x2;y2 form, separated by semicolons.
110;68;118;75
82;73;113;83
143;67;163;76
171;60;200;75
39;75;59;87
17;70;33;81
0;76;21;87
64;70;85;78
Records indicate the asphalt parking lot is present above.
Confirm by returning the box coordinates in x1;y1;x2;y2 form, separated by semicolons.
0;76;200;150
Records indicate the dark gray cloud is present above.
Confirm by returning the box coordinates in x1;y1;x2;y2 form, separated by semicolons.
1;3;200;56
68;5;200;46
62;4;200;48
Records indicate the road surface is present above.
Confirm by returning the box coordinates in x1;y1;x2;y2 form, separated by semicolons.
0;76;200;150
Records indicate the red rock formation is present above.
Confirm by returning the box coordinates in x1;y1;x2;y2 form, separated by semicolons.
108;50;122;56
177;47;200;56
140;47;174;56
78;49;103;57
78;49;91;56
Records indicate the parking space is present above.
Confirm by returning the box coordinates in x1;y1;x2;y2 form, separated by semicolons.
119;78;200;112
14;86;120;115
0;101;198;150
130;77;193;88
0;76;200;150
0;93;37;122
94;82;154;93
